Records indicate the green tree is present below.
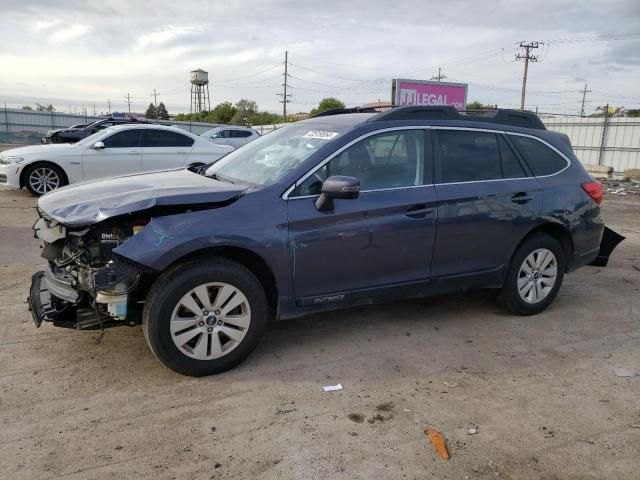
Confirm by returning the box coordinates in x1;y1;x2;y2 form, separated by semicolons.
231;99;258;125
35;103;55;112
627;109;640;118
208;102;237;123
249;111;281;125
145;103;158;119
466;101;494;110
156;102;169;120
310;97;345;116
21;105;33;110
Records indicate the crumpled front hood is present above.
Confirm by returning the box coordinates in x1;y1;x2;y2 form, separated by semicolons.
38;169;247;227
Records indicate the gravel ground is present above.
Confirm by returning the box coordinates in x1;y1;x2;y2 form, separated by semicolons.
0;186;639;480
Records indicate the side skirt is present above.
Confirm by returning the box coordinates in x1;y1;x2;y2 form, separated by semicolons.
278;265;505;320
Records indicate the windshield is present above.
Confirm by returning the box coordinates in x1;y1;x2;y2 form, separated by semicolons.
75;126;116;147
205;124;345;186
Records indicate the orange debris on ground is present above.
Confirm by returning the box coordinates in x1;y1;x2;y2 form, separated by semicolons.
425;427;450;460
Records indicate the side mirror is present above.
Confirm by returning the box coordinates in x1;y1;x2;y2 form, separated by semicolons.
315;175;360;211
92;141;105;150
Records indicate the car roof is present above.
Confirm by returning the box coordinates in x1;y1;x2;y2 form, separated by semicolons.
297;112;377;128
105;123;197;136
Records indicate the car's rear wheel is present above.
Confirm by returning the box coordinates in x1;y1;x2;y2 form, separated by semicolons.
24;163;67;196
143;257;268;376
498;234;565;315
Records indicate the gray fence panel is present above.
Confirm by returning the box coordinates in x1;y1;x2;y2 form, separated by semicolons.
542;116;640;172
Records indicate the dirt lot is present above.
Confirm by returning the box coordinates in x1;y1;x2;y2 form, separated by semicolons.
1;186;639;480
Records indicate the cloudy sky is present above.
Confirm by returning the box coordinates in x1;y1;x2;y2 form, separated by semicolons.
0;0;639;116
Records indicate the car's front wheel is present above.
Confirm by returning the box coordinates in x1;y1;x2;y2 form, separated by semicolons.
24;163;67;196
143;257;268;376
499;233;565;315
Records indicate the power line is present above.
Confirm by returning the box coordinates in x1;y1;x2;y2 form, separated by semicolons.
150;88;160;106
515;41;541;111
431;68;447;82
580;83;592;117
276;51;292;122
211;62;282;84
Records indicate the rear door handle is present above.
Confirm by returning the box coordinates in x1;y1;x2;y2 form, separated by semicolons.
511;192;533;204
405;204;434;219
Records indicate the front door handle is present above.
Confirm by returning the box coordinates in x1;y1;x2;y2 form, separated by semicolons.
405;204;434;219
511;192;533;204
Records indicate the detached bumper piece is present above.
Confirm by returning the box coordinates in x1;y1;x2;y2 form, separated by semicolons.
590;226;625;267
27;271;55;328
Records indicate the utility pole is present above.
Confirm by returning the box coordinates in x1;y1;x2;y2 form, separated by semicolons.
277;50;292;122
431;67;447;82
580;83;592;117
125;93;132;113
150;88;160;106
107;99;111;114
515;41;540;111
92;104;96;116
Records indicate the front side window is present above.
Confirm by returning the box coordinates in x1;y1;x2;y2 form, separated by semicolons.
510;135;568;176
205;124;347;186
436;130;503;183
294;130;426;196
102;129;142;148
141;129;194;147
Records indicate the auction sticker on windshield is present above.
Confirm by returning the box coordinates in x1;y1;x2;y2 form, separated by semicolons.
302;131;339;140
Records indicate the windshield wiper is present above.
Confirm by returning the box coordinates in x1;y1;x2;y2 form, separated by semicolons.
208;172;235;184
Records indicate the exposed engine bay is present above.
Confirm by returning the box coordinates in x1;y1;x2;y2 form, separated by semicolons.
29;212;148;329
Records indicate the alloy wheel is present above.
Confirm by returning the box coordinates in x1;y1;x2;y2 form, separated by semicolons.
170;282;251;360
28;167;60;194
517;248;558;304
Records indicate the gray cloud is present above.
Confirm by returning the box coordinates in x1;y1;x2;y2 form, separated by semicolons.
0;0;639;114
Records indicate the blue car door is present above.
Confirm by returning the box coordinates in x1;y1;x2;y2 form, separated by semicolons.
431;128;543;280
286;128;438;303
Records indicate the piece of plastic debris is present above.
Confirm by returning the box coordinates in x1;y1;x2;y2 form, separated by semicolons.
425;427;450;460
403;409;412;412
443;381;459;388
613;367;635;377
467;428;477;435
323;384;343;392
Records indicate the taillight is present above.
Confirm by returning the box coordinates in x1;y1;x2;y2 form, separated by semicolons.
582;179;603;205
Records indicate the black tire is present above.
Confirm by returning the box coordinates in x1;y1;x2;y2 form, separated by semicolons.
24;163;68;196
143;256;268;376
498;233;566;315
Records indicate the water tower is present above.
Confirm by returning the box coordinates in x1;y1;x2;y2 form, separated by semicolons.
190;68;211;115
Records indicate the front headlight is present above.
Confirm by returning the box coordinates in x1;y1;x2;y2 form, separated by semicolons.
0;156;24;164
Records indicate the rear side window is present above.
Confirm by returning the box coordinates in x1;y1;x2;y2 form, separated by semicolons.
436;130;502;183
141;129;194;147
102;129;142;148
510;135;568;176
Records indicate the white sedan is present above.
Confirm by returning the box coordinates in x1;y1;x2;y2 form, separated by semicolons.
0;124;233;195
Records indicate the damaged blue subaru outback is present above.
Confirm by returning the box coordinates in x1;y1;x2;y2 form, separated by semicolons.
28;106;621;376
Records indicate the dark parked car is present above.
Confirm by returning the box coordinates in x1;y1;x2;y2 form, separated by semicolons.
28;106;620;376
42;117;149;144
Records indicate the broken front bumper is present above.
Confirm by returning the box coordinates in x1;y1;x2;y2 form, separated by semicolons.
27;271;58;328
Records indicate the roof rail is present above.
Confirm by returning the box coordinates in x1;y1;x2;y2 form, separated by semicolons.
367;105;545;130
310;107;382;118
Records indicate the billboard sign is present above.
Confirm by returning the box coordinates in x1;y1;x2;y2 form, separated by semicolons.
392;79;468;111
